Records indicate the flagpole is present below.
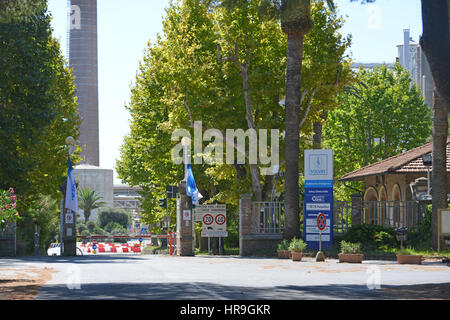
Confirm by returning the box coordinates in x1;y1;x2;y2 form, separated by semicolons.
62;136;75;255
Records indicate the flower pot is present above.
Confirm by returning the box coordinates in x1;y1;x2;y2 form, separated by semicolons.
291;251;303;261
277;250;291;259
396;254;422;265
338;253;364;263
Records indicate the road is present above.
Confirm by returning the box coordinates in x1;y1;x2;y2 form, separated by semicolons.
1;254;449;300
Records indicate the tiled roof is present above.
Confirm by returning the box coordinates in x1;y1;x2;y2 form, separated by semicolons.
339;137;450;181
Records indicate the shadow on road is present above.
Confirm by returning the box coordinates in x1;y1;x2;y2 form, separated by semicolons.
0;254;145;265
35;281;439;300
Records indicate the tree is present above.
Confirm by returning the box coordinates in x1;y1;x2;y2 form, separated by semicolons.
323;64;433;189
0;0;80;209
420;0;449;250
116;0;352;234
77;187;106;222
351;0;449;259
97;207;131;230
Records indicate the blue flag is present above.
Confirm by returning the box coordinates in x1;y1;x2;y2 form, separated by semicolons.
65;155;78;213
186;164;203;205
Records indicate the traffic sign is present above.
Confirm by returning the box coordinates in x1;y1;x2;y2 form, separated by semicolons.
203;214;214;225
317;213;326;231
215;214;226;225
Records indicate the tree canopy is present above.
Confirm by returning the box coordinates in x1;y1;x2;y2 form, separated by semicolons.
323;64;432;197
116;0;352;230
0;0;80;209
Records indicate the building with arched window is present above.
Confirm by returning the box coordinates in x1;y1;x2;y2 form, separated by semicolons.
340;137;450;229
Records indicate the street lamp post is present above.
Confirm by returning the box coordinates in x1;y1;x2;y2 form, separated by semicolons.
422;153;432;196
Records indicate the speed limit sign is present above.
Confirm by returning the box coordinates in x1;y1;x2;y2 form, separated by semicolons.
215;214;226;225
202;214;214;226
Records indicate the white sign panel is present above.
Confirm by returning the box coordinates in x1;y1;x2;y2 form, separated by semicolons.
304;149;333;181
65;212;74;224
441;210;450;234
183;210;191;221
193;204;226;222
306;203;331;211
194;205;227;237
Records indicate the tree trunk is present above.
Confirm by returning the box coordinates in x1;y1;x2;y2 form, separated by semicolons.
313;122;322;149
283;33;305;240
431;91;448;249
420;0;450;113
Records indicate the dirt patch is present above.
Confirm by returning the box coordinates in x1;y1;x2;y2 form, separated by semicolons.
0;266;57;300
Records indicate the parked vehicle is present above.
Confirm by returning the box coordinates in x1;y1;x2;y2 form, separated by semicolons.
47;243;61;256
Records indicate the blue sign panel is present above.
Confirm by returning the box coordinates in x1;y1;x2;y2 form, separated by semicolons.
303;187;334;250
303;149;334;251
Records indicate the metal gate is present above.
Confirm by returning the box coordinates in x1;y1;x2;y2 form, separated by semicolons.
0;222;16;257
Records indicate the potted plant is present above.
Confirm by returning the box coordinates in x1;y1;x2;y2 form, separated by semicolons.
396;247;422;265
338;241;364;263
277;240;291;259
289;238;307;261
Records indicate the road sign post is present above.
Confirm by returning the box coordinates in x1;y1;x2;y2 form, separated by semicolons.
316;213;326;260
304;149;334;252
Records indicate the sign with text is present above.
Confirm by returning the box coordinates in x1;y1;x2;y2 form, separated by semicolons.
194;204;228;237
304;149;334;250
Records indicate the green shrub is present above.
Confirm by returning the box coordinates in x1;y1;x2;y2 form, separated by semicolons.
289;238;307;252
97;207;130;230
340;241;362;254
396;246;418;255
86;220;96;232
341;224;397;251
277;239;290;250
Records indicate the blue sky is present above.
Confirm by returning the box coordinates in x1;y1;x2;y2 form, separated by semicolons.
47;0;423;184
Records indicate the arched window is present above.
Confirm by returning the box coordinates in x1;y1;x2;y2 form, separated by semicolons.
378;186;387;226
364;187;378;224
391;184;402;228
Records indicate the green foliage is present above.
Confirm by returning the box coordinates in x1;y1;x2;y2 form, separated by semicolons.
116;0;352;226
0;188;19;225
396;246;420;255
15;195;59;254
0;1;80;209
406;204;432;248
323;64;433;189
340;240;362;254
86;221;96;233
78;187;107;222
104;221;126;233
97;207;131;230
341;224;397;252
288;237;307;252
277;239;290;250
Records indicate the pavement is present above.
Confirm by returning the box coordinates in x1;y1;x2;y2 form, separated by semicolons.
0;254;449;300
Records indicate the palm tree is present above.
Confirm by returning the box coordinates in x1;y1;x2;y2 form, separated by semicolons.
280;0;334;240
78;187;106;222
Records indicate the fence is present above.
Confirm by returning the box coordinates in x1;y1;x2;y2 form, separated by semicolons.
359;200;426;231
0;222;16;257
251;200;425;236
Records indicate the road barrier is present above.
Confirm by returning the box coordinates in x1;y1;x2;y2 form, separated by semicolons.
77;233;177;255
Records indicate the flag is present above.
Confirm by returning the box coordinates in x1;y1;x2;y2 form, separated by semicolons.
65;155;78;213
186;164;203;205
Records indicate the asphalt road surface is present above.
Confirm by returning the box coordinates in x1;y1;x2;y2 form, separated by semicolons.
1;254;449;300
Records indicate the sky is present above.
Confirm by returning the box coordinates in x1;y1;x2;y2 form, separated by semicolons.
46;0;423;185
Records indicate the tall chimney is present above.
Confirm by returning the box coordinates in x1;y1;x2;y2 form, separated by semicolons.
403;28;410;70
69;0;100;166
